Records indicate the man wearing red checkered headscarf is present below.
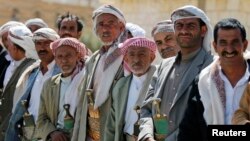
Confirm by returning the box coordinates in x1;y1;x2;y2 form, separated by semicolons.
104;37;157;141
36;37;87;141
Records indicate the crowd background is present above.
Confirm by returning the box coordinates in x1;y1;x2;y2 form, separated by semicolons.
1;0;250;55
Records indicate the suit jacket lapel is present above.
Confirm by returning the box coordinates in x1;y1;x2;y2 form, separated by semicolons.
156;58;175;98
120;76;132;118
172;50;206;106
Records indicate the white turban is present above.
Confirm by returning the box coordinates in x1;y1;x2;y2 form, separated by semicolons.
0;21;24;37
25;18;48;28
33;27;60;41
126;22;146;37
92;4;126;34
151;20;174;36
8;26;38;59
171;5;212;52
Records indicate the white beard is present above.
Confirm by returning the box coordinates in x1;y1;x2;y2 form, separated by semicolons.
102;41;113;46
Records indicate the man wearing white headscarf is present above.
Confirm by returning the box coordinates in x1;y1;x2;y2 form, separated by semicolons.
151;20;180;59
0;25;37;141
25;18;48;33
0;21;24;94
0;21;25;50
4;27;60;141
138;5;214;141
72;4;126;141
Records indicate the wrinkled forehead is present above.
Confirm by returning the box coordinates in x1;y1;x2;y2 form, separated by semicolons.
174;17;201;25
96;13;119;23
126;46;152;53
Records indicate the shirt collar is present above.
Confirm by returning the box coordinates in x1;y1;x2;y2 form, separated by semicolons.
219;60;250;86
60;74;72;83
132;72;148;87
11;57;26;67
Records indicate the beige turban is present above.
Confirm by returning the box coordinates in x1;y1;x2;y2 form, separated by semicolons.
25;18;48;28
92;4;126;34
171;5;212;52
33;27;60;41
8;25;38;59
151;20;174;37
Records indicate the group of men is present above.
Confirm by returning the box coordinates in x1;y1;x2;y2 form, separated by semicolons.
0;3;249;141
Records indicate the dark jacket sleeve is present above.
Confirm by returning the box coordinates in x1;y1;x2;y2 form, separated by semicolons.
177;78;208;141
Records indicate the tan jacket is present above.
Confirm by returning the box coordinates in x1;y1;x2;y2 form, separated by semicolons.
36;74;62;140
232;83;250;125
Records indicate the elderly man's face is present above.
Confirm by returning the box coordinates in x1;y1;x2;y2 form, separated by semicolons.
96;13;124;46
58;19;81;39
124;47;155;77
55;45;81;77
35;39;54;64
154;31;180;58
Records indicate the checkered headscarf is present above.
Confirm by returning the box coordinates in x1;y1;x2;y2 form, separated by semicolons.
119;37;157;55
51;37;86;58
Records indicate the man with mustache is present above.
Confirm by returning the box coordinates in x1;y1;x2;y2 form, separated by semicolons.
4;27;60;141
138;5;213;141
151;20;180;59
56;12;92;57
199;18;250;125
104;37;156;141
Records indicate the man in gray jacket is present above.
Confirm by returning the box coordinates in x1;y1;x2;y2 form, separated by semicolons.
138;5;214;141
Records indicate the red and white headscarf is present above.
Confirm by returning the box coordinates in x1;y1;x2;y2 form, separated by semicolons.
119;37;157;55
50;37;86;59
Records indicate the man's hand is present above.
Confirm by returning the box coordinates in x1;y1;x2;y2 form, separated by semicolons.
50;131;68;141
